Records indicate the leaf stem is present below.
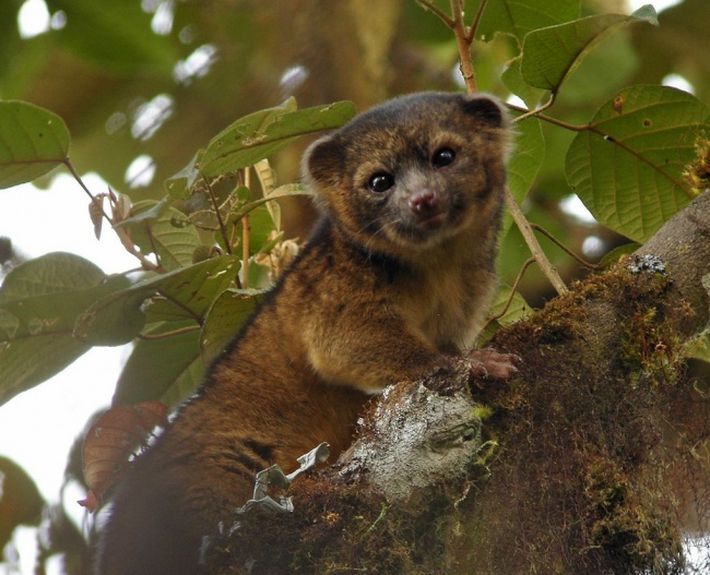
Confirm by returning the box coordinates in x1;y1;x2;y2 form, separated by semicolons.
64;159;112;223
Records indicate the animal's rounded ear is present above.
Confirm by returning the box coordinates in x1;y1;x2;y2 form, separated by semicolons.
302;135;343;188
460;94;508;128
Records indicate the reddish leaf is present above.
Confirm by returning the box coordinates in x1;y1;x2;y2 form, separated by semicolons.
80;401;168;510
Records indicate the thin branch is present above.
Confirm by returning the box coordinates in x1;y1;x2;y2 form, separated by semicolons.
450;0;477;92
139;324;201;340
467;0;489;43
483;257;536;331
510;93;556;124
204;177;233;255
242;168;251;289
415;0;455;28
530;223;600;270
504;188;568;295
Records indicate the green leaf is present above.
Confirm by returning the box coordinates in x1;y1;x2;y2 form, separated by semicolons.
566;85;709;243
165;151;203;199
0;253;129;406
478;0;580;45
503;116;545;233
76;256;239;345
479;285;532;343
112;322;204;406
502;57;547;108
200;288;266;363
0;101;70;189
520;6;658;92
0;457;44;550
199;100;356;177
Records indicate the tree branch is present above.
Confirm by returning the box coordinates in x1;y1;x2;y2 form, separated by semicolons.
208;192;709;574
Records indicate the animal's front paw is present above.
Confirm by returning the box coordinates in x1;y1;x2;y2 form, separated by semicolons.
467;348;521;382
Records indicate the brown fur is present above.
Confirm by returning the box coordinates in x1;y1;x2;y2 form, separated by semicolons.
95;92;512;575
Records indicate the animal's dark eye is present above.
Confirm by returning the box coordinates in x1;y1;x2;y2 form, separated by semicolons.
432;147;456;168
368;172;395;193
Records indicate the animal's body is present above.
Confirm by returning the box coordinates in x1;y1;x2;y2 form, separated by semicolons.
95;91;515;575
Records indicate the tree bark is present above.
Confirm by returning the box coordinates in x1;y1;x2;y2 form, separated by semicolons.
207;191;709;575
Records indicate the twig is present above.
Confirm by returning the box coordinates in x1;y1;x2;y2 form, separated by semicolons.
204;177;233;255
467;0;489;43
530;223;600;270
504;188;567;294
450;0;477;92
510;93;556;124
415;0;455;28
484;257;536;330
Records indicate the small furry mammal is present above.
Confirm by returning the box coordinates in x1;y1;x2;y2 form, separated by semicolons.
95;91;517;574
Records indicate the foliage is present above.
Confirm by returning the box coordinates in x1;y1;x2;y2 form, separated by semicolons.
0;0;708;572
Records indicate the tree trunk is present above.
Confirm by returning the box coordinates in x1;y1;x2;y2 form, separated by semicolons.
206;191;710;575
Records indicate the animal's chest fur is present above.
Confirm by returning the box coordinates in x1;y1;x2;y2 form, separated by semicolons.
397;262;495;354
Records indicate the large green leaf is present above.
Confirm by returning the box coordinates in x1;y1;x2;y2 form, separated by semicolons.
503;116;545;233
0;253;129;405
566;85;709;243
520;6;657;93
112;321;204;407
199;99;356;177
0;101;70;189
75;256;239;345
478;0;580;45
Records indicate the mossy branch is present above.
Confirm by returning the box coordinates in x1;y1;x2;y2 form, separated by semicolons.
207;192;709;574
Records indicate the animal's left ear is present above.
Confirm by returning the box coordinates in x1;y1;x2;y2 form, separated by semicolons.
460;94;508;128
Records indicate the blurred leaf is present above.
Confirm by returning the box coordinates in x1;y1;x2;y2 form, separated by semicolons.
200;288;266;364
502;57;547;108
566;86;709;243
0;457;44;550
165;151;203;199
75;256;238;345
503;116;545;233
0;253;130;406
478;0;580;45
47;0;179;74
200;100;356;177
520;6;657;92
113;322;203;406
0;101;70;188
556;31;639;106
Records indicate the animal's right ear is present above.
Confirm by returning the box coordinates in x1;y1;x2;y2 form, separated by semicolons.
302;135;343;189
